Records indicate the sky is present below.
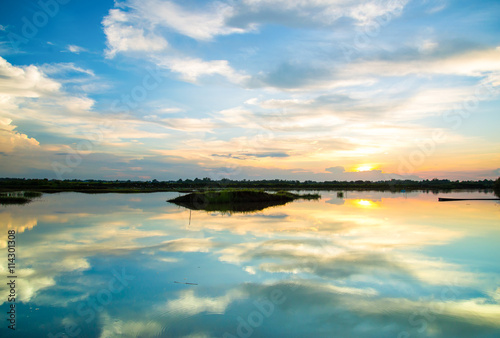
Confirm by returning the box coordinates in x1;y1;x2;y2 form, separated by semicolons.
0;0;499;181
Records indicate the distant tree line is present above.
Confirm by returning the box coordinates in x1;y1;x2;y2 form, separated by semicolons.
0;177;497;193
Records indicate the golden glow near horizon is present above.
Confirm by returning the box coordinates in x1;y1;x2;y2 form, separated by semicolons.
355;165;376;172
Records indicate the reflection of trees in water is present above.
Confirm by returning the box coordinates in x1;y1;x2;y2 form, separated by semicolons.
0;191;42;205
495;178;500;198
168;190;320;213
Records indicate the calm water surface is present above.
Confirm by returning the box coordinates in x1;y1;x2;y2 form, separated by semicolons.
1;190;499;337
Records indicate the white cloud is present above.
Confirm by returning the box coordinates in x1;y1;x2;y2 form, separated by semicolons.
40;62;95;77
249;46;500;92
103;9;169;58
131;0;252;41
0;57;179;176
348;0;407;26
102;4;248;84
341;47;500;79
101;0;410;85
66;44;87;54
241;0;408;26
0;57;61;97
164;289;245;316
426;0;448;14
0;118;40;154
157;57;249;84
102;0;410;58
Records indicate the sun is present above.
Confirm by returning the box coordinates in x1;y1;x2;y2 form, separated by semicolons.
355;165;375;172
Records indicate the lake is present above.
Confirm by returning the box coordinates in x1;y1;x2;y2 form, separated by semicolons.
1;190;500;337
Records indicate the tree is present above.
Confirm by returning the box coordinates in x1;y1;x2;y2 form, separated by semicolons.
494;177;500;198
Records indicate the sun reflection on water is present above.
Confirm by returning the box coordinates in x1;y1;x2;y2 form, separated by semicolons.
1;191;500;337
354;199;376;208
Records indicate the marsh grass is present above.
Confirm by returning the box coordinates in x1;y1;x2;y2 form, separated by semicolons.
23;191;43;198
168;189;321;213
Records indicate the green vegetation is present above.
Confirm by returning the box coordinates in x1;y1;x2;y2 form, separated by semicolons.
23;191;43;198
167;189;321;213
0;177;496;193
494;177;500;198
0;191;42;205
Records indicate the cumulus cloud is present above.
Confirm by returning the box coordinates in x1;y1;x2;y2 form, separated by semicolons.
0;57;169;177
0;118;40;154
0;57;61;97
103;8;169;58
0;57;99;120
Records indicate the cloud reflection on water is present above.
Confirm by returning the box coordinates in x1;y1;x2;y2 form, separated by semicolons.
0;191;499;337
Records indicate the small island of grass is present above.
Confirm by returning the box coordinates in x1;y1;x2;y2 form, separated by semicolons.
167;190;321;213
0;191;43;205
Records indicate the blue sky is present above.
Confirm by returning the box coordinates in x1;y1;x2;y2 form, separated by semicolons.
0;0;499;181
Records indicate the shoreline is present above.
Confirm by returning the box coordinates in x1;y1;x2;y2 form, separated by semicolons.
0;187;495;194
